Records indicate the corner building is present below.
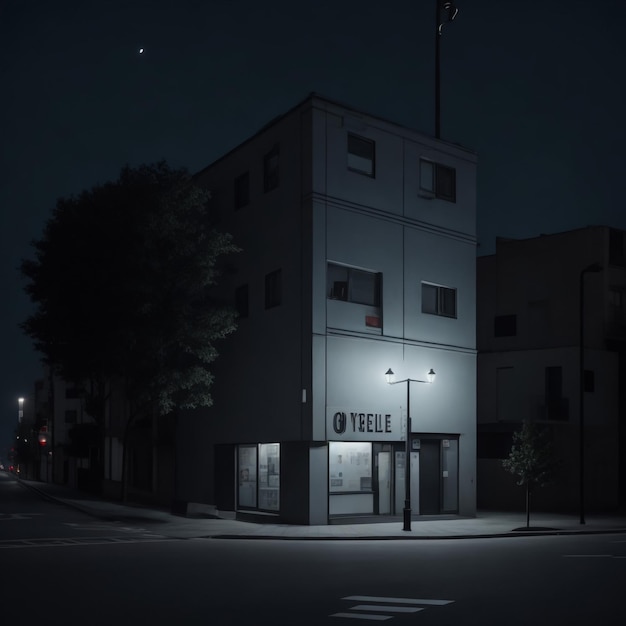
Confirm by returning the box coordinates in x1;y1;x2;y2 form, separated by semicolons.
177;94;477;524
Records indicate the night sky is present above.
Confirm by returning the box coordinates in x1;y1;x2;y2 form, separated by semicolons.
1;0;625;453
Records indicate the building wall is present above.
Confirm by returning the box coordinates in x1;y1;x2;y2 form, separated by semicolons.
178;94;478;522
477;227;626;512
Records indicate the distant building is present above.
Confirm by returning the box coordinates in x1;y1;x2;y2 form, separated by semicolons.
175;94;478;524
477;227;626;512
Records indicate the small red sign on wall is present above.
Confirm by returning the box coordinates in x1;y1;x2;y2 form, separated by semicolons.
365;315;381;328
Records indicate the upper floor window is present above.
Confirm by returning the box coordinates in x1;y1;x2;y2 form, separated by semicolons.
422;282;457;318
347;134;375;177
543;366;568;421
263;145;279;192
265;269;282;309
419;159;456;202
327;263;381;307
65;386;81;399
235;284;249;318
494;314;517;337
234;171;249;209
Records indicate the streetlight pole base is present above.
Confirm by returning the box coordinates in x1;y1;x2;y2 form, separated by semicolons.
403;507;412;531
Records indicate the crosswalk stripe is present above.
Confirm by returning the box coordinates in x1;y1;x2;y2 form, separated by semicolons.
343;596;453;606
350;605;423;613
331;613;392;621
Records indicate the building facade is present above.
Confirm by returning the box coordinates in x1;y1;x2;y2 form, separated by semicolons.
477;227;626;512
176;94;477;524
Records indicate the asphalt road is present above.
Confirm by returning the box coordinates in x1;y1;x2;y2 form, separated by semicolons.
2;472;625;625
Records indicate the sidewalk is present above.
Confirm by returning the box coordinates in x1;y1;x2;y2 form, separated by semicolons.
18;478;626;540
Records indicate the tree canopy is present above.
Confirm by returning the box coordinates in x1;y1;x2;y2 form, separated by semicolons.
502;420;555;492
21;161;239;418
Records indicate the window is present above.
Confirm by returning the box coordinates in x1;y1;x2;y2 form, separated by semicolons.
263;144;279;192
235;284;249;318
234;171;249;209
419;159;456;202
265;269;282;309
238;445;257;508
609;229;626;266
238;443;280;511
609;287;626;328
329;442;372;493
494;314;517;337
347;133;375;177
327;263;381;306
543;366;568;421
65;386;81;399
422;282;457;318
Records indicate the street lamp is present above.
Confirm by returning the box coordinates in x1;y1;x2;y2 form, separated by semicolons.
435;1;459;139
385;368;436;531
579;262;602;525
18;397;24;423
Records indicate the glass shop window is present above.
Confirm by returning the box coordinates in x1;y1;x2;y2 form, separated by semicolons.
329;441;372;493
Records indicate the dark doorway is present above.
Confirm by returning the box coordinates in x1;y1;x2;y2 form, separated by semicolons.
419;439;440;514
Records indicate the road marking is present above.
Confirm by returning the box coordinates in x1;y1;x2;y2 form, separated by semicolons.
0;536;173;549
64;522;155;535
0;513;44;520
331;613;392;621
343;596;453;606
331;595;454;621
563;554;613;558
350;605;423;613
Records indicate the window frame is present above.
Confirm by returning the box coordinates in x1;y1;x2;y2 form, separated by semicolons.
265;269;282;309
347;133;375;178
238;443;280;512
235;284;249;318
421;282;457;318
494;314;517;337
233;171;250;210
263;144;279;193
419;158;456;202
327;263;381;307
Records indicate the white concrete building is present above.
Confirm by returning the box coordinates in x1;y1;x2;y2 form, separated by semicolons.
477;227;626;512
177;94;477;524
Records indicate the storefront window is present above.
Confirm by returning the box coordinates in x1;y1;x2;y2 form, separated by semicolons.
258;443;280;511
238;445;257;508
442;439;459;512
238;443;280;512
329;441;372;493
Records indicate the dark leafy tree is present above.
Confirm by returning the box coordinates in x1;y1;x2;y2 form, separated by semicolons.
502;420;557;528
21;161;239;493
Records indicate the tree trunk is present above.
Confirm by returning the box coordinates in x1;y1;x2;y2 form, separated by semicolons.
526;483;531;528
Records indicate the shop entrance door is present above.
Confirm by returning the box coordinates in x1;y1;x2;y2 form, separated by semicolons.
377;451;391;514
394;450;420;515
419;439;441;515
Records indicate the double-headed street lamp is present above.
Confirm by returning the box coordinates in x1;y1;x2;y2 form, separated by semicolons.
385;367;436;531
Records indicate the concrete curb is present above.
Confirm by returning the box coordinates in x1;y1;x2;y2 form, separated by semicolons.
17;478;626;541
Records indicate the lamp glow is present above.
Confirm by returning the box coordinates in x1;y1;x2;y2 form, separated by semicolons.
385;368;395;384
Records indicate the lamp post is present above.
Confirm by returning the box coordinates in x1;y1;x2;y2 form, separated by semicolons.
18;397;24;423
435;1;459;139
385;368;436;531
579;263;602;525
